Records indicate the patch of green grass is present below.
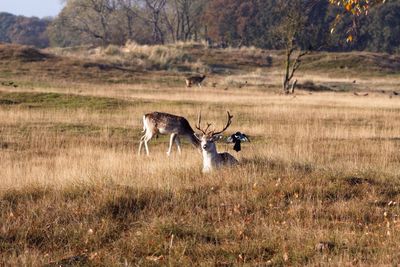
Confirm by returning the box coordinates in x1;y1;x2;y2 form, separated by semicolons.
0;91;135;110
50;123;102;135
15;80;55;89
0;70;13;79
302;52;400;76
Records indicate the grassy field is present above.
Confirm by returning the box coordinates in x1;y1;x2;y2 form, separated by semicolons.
1;43;400;266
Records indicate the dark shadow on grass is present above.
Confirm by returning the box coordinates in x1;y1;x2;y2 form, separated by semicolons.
1;187;50;208
344;176;376;186
241;156;314;174
43;254;89;267
162;224;221;245
98;187;174;220
297;81;336;92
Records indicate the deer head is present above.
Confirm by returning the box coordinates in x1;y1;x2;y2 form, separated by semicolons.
195;111;233;153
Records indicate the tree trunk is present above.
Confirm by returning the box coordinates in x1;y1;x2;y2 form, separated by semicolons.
283;47;293;94
282;45;308;94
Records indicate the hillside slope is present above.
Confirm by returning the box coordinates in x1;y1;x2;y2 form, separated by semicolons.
0;43;400;92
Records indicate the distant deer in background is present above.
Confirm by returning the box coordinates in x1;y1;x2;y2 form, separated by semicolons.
138;112;200;156
195;111;238;172
186;74;206;87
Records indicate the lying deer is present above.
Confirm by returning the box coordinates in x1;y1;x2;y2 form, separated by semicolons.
138;112;200;156
186;74;206;88
195;111;238;172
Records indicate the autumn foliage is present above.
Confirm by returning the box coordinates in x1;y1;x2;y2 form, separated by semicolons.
329;0;386;42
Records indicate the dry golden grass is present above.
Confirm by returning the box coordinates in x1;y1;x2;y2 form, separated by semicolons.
48;41;209;72
1;44;400;266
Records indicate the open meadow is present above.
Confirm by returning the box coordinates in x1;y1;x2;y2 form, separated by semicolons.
1;43;400;266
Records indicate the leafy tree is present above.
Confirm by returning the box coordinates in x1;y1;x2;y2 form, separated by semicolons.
43;0;387;49
202;0;241;46
60;0;118;45
0;13;17;43
330;0;385;15
329;0;386;42
0;12;50;48
8;17;50;48
244;0;278;48
363;2;400;53
47;8;87;47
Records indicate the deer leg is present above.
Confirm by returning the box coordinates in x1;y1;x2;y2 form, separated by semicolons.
143;133;153;156
138;135;146;155
167;133;177;156
175;136;182;155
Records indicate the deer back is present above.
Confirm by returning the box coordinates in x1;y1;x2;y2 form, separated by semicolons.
187;75;206;83
219;152;238;165
145;112;195;135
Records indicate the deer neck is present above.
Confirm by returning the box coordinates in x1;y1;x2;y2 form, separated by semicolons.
202;148;220;172
186;132;201;148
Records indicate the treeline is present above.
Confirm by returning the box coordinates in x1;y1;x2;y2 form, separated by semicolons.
48;0;208;47
1;0;400;53
0;12;50;48
47;0;400;53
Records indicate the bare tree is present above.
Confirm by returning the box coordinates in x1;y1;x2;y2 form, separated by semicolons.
143;0;167;44
175;0;202;41
117;0;139;40
161;0;207;42
275;0;315;94
56;0;119;46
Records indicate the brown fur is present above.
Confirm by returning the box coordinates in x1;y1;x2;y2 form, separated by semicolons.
139;112;200;155
185;75;206;87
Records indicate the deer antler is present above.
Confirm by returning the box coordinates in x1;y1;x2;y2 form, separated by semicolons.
196;112;212;135
211;111;233;136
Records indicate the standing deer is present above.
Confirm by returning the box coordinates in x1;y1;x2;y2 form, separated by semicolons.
138;112;200;156
195;111;238;172
186;74;206;88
